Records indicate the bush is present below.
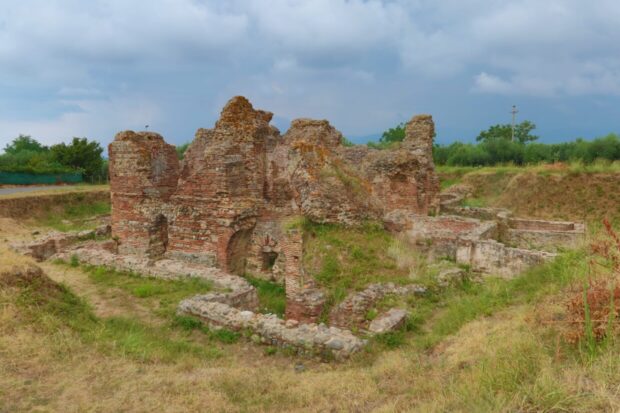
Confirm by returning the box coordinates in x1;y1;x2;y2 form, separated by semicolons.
433;134;620;167
0;135;105;177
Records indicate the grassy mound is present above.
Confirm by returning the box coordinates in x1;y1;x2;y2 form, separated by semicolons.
439;165;620;222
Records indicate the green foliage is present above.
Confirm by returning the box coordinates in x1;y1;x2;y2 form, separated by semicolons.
0;135;105;177
302;220;412;315
0;148;73;174
477;120;538;144
82;265;212;316
176;142;191;159
70;255;79;267
434;133;620;167
368;122;405;149
381;122;406;143
13;272;220;362
341;136;355;147
3;134;48;154
413;250;587;350
245;276;286;316
50;137;104;179
37;200;111;231
171;315;241;344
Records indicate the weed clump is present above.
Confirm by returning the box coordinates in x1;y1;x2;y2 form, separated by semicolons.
565;219;620;351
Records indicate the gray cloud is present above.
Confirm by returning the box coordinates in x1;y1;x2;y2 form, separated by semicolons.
1;0;619;149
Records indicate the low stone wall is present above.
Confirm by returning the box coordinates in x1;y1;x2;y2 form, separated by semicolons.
508;218;578;231
505;228;584;252
50;241;368;358
442;205;512;222
11;225;111;261
178;296;366;359
503;218;585;252
397;214;498;260
329;283;426;330
456;239;556;278
53;244;253;293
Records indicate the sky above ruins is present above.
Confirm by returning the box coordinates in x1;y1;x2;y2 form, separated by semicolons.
1;0;620;150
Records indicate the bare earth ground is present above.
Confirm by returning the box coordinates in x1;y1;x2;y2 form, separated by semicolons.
2;176;620;412
0;184;109;199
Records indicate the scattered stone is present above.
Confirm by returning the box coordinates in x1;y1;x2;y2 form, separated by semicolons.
368;308;408;334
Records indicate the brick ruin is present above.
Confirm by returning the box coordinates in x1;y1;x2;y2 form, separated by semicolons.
9;95;586;357
108;96;440;323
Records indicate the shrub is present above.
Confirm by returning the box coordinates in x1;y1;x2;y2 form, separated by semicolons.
565;219;620;352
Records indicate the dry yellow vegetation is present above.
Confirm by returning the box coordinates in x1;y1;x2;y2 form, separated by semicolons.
2;180;620;412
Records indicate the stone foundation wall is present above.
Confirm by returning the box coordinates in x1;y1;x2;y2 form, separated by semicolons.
178;296;365;359
456;239;556;278
329;283;426;330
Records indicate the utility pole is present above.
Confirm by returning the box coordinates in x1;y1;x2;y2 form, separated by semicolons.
510;105;518;142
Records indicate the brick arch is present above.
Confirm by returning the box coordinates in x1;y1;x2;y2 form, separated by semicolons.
147;214;169;258
225;228;254;275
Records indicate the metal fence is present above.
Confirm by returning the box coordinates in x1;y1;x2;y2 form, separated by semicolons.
0;171;83;185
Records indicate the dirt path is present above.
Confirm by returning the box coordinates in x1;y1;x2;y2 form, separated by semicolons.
39;262;164;325
0;217;162;325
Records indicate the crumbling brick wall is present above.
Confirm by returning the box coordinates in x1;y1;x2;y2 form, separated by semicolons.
108;131;179;257
109;96;440;321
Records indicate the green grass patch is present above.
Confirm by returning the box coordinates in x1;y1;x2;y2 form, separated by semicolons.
38;200;110;231
79;264;213;316
171;315;240;344
440;177;461;190
11;274;221;362
302;220;412;312
245;276;286;317
412;250;587;350
460;197;487;208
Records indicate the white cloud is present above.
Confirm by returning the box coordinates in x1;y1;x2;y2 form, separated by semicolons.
0;96;161;148
473;72;514;94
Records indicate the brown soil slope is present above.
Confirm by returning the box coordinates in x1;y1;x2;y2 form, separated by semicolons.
443;171;620;222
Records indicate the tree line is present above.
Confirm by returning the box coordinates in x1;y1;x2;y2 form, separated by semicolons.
0;135;106;178
371;121;620;166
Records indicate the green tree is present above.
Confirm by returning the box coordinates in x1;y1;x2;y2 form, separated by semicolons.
476;121;538;144
368;122;406;149
175;142;190;160
3;135;48;154
381;123;406;144
50;137;104;179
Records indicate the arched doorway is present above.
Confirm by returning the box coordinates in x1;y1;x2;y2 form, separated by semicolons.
226;228;253;275
147;214;169;258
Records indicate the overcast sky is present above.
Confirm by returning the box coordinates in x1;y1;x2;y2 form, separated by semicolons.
1;0;619;150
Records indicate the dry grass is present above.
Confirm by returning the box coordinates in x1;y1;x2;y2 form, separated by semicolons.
439;166;620;223
3;217;620;410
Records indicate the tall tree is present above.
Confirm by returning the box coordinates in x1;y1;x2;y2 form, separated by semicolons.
50;137;104;178
476;121;538;144
3;135;48;154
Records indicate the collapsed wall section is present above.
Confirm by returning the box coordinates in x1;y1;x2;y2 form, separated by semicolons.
340;114;441;217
